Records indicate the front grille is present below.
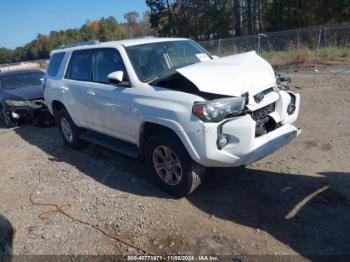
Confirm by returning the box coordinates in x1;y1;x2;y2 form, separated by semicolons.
251;103;279;137
254;87;274;103
251;103;275;122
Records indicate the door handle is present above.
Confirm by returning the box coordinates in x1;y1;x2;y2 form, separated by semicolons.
87;90;95;95
60;86;69;92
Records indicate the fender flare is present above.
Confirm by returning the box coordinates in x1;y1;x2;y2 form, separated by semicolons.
51;100;82;127
138;117;201;162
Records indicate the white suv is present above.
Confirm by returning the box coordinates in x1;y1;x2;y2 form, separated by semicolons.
44;38;300;197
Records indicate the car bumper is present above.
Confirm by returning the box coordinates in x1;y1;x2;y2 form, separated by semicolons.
7;107;33;120
184;91;301;167
242;124;300;165
5;100;49;122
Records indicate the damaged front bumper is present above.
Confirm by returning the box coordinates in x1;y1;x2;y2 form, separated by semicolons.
6;100;54;125
184;90;301;167
241;124;300;165
7;107;33;121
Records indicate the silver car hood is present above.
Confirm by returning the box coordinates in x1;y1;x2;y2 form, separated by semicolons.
176;51;276;97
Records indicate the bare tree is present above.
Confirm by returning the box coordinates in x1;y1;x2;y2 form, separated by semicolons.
124;11;140;37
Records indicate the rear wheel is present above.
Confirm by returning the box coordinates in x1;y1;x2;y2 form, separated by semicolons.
55;108;84;149
145;132;205;197
0;107;16;128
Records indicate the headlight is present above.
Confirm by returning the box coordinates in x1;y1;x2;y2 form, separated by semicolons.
192;97;246;122
5;100;30;107
276;73;291;91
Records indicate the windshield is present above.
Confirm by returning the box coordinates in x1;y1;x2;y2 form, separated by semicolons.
126;40;211;82
0;72;44;90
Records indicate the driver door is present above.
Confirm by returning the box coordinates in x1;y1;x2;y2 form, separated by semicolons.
86;48;133;142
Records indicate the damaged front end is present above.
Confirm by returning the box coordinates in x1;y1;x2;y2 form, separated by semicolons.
183;87;301;167
151;51;301;167
152;68;299;140
4;99;55;126
248;89;299;137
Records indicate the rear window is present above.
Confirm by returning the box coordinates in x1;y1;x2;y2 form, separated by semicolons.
47;52;65;77
66;50;92;81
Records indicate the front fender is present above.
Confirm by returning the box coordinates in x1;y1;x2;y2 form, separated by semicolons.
138;117;201;162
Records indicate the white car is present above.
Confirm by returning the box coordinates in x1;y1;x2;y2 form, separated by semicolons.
44;38;301;197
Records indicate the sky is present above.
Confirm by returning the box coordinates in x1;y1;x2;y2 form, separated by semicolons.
0;0;148;49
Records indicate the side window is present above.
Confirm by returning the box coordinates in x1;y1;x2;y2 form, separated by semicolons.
66;50;92;81
93;48;127;84
47;52;65;77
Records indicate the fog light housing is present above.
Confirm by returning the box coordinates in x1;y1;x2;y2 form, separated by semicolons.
287;104;296;115
217;134;229;149
11;111;20;119
287;93;296;115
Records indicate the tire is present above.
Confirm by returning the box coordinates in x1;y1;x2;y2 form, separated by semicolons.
145;132;205;197
55;108;84;149
0;107;16;128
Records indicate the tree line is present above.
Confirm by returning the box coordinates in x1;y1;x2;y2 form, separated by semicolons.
1;0;349;64
146;0;350;39
0;14;151;64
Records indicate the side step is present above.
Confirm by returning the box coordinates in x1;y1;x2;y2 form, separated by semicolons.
79;131;139;158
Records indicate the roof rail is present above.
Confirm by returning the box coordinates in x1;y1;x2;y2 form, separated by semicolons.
133;35;156;39
56;40;100;50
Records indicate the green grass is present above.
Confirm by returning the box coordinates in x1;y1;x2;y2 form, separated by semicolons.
261;46;350;66
318;46;349;59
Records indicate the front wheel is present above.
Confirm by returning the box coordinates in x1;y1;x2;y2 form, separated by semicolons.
145;132;205;197
0;107;16;128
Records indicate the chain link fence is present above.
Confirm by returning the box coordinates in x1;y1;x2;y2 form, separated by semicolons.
199;23;350;68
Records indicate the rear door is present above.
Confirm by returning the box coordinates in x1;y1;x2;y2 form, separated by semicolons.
64;49;94;128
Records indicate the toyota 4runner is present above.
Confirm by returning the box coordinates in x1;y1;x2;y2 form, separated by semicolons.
44;38;301;197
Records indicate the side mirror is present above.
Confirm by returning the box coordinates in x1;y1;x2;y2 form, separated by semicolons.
107;71;124;85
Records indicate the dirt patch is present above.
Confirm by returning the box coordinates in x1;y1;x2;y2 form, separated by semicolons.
0;65;350;258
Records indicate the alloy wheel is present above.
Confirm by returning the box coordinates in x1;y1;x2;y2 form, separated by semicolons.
60;117;74;143
152;145;183;185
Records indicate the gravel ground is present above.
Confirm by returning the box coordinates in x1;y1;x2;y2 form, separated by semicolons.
0;65;350;260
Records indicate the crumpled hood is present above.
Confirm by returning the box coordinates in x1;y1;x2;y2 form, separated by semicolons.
176;51;276;97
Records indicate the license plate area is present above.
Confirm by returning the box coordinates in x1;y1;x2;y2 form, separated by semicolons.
251;103;278;137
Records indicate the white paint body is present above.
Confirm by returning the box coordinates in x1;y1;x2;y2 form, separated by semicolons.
44;38;301;167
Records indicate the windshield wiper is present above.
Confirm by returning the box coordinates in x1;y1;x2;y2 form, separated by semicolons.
144;75;161;83
147;71;177;85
